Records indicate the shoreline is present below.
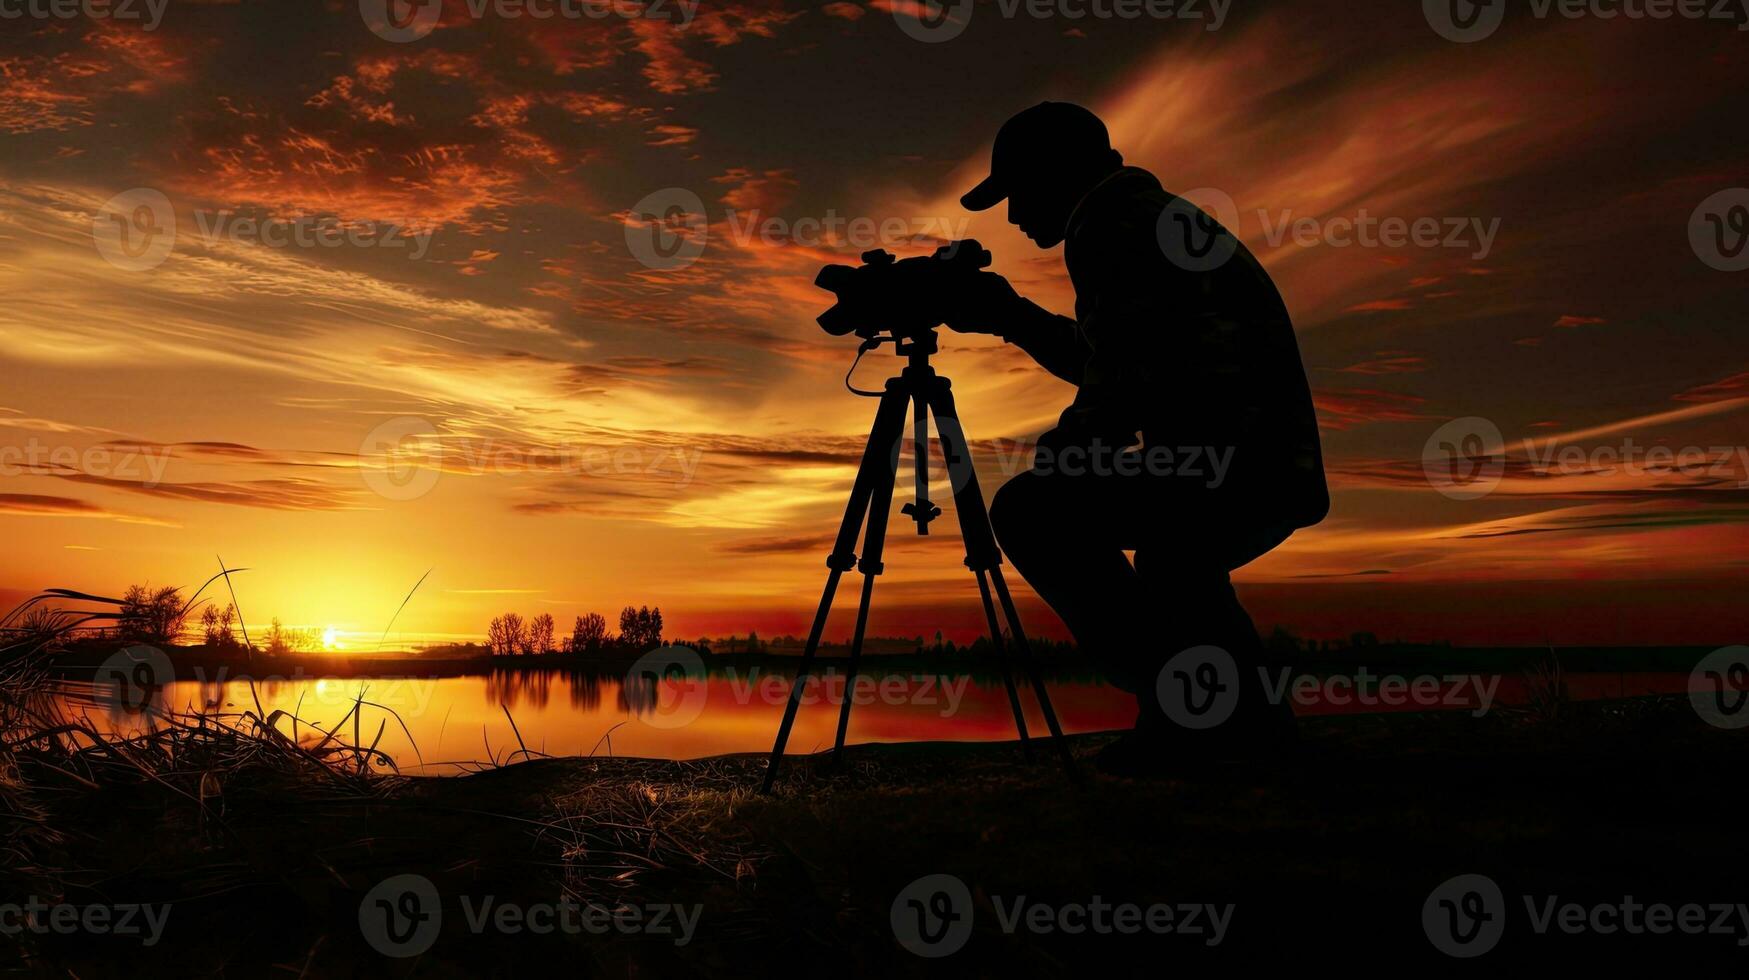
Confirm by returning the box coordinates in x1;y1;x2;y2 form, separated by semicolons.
8;698;1746;972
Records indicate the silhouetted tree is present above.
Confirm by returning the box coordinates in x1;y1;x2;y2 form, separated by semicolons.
488;612;527;656
568;612;609;653
617;605;663;650
617;606;636;646
528;613;555;654
200;603;240;648
517;623;537;654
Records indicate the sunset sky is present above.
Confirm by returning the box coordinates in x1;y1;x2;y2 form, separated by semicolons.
2;0;1746;647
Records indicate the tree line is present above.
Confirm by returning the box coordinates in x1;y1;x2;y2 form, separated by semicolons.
486;605;666;656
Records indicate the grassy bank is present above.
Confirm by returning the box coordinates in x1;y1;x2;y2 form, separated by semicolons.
5;693;1747;974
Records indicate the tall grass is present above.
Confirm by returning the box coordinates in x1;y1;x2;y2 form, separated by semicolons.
1519;646;1569;725
0;585;407;905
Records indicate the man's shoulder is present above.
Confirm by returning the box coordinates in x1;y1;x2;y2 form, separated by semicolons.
1065;167;1179;278
1067;167;1170;242
1064;168;1289;320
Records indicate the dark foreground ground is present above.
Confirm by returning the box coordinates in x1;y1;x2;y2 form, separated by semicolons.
4;696;1746;975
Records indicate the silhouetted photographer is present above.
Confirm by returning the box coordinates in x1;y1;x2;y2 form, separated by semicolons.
947;102;1329;772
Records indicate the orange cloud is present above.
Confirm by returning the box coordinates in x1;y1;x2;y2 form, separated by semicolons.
630;19;719;94
1674;371;1749;404
1344;299;1414;313
1338;354;1426;375
647;124;700;147
713;168;800;212
1313;388;1431;430
0;493;174;527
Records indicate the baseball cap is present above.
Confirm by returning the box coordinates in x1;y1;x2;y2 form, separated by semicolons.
960;102;1115;212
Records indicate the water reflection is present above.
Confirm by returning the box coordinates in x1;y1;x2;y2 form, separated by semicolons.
61;665;1133;774
485;669;555;711
58;665;1706;775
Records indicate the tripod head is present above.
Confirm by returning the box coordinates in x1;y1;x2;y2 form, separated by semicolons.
838;327;951;536
852;324;940;370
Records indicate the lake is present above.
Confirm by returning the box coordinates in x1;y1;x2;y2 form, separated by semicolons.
60;664;1708;774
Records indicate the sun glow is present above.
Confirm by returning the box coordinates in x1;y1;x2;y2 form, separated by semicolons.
321;626;341;650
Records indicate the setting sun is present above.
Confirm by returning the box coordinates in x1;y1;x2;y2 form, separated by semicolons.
321;626;341;651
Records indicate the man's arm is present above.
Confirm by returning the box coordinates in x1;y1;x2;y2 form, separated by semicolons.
1045;212;1169;449
1047;294;1151;448
999;297;1085;385
942;271;1086;385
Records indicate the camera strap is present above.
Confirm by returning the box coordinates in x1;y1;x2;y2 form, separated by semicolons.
843;337;887;397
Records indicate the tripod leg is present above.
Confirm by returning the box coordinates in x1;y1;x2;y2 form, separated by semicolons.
761;566;843;793
924;380;1032;748
762;382;911;793
991;567;1081;786
926;377;1081;784
976;567;1033;756
833;430;899;757
832;577;873;758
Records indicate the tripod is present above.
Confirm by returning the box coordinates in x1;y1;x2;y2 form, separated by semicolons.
761;329;1079;792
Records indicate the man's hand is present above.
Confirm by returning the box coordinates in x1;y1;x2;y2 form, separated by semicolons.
941;270;1026;335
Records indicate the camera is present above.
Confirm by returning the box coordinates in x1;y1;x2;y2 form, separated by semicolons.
815;239;992;340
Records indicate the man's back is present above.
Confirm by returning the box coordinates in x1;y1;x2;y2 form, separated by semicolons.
1063;166;1328;530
